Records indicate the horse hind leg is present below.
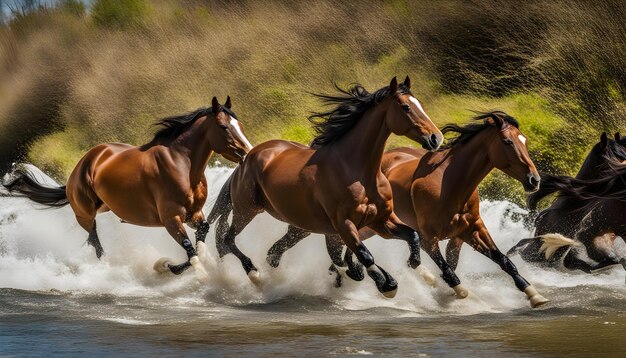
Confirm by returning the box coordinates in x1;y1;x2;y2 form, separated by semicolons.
219;210;261;286
267;225;311;268
77;215;104;259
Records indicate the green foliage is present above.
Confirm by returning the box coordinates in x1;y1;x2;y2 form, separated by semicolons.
59;0;85;17
91;0;151;28
0;0;623;206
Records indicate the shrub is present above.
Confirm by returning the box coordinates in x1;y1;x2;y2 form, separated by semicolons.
91;0;151;28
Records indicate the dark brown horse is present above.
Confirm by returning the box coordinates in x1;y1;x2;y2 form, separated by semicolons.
508;132;626;273
206;77;443;297
3;97;253;280
271;112;549;308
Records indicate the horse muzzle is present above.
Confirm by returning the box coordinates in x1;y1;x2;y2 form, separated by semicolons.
524;173;541;193
421;133;442;151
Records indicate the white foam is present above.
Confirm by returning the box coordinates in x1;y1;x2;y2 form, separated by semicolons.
0;167;624;314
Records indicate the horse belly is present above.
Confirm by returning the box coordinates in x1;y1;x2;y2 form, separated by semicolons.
92;155;162;227
261;184;334;233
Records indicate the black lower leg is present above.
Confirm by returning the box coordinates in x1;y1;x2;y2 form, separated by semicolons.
392;224;421;268
484;249;530;291
344;249;364;281
354;244;397;294
225;232;256;274
428;250;461;288
167;238;196;275
195;221;210;243
87;222;104;259
267;226;310;268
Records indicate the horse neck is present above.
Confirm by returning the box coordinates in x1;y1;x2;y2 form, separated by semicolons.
333;103;391;183
171;116;214;184
432;130;495;207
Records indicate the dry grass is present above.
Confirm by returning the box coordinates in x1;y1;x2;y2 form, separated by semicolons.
0;0;623;204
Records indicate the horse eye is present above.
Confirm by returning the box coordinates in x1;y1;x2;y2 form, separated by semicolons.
503;138;514;145
219;124;228;130
401;104;411;112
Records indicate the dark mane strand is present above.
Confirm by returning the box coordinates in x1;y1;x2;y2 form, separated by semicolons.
440;111;519;149
150;107;239;142
309;83;411;147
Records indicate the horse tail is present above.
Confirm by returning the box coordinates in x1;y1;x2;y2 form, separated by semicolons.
2;165;69;207
537;233;581;260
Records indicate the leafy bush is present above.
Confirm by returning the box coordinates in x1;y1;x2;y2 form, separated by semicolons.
91;0;151;28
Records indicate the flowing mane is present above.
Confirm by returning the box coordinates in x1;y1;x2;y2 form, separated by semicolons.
309;83;411;147
440;111;519;149
151;106;239;142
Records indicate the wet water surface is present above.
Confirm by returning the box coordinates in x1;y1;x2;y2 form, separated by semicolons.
1;168;625;356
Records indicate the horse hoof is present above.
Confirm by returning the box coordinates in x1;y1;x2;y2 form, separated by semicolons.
382;287;397;299
266;254;280;268
452;284;469;299
190;256;210;283
524;285;549;308
417;266;437;287
529;294;550;308
154;257;174;273
248;270;262;287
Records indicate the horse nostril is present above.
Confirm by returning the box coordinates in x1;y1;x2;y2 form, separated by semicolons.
429;134;439;148
529;175;539;187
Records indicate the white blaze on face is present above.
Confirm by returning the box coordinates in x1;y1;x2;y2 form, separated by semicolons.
518;134;527;145
229;116;254;151
409;96;429;118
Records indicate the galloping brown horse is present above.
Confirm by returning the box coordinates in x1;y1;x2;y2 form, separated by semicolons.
207;77;443;297
509;132;626;273
272;112;549;307
3;97;253;280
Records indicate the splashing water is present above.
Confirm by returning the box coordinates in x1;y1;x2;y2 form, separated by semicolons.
1;166;623;315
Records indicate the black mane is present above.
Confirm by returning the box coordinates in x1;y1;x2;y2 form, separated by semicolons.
605;139;626;163
440;111;520;149
309;83;411;147
151;106;238;142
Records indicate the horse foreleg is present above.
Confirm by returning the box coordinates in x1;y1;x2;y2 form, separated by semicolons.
369;215;434;285
266;225;311;268
188;212;210;262
325;234;364;287
155;216;209;282
337;219;397;298
467;222;549;308
422;239;467;298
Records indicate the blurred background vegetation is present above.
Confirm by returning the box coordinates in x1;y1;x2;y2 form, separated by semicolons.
0;0;624;206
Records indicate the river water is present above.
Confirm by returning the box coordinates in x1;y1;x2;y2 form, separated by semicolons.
1;167;625;357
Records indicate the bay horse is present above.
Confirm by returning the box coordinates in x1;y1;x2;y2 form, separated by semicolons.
3;97;253;280
206;77;443;297
272;111;549;308
508;132;626;273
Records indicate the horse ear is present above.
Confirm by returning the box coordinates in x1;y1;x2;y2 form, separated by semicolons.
225;96;232;109
600;132;608;148
211;96;220;115
615;132;621;142
389;77;398;93
403;75;411;89
490;113;505;128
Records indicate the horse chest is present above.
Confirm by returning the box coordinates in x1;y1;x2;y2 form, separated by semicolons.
347;183;391;225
